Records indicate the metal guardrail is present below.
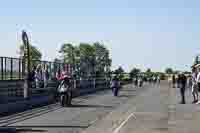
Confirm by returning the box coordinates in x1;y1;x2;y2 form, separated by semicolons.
0;57;23;80
0;57;73;81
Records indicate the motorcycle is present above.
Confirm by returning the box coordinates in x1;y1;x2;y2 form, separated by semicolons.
58;78;72;107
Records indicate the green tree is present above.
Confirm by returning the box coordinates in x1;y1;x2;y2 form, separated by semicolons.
114;66;124;74
79;43;96;77
114;66;125;80
145;68;153;78
59;42;112;78
165;68;173;74
130;68;141;78
93;42;112;77
19;44;42;61
146;68;151;73
59;43;76;64
19;44;42;68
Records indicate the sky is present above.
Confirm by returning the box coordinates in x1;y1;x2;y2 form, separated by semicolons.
0;0;200;72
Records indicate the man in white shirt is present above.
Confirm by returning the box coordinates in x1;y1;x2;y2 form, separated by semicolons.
191;68;198;103
196;68;200;104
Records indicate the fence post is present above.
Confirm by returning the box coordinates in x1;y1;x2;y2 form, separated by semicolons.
1;57;3;80
4;57;6;80
10;58;13;80
19;59;21;79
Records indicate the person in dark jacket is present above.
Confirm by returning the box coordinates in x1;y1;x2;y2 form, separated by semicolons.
179;73;187;104
29;66;36;88
172;75;176;88
177;74;181;88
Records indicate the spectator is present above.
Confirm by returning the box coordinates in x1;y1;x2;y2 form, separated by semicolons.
179;73;187;104
191;69;198;103
56;69;62;80
196;68;200;104
172;75;176;88
177;74;181;88
134;76;138;87
43;65;49;88
29;66;36;88
35;64;42;88
157;76;160;84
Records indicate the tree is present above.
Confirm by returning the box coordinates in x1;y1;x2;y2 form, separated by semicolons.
79;43;96;77
59;43;76;64
19;44;42;68
146;68;151;73
19;44;42;61
145;68;153;78
93;42;112;77
130;68;141;78
114;66;125;80
165;68;173;74
59;42;112;78
114;66;124;74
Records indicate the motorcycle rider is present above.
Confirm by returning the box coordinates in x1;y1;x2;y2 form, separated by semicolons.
57;70;72;106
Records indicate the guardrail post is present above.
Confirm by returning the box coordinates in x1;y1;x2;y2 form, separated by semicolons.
19;59;21;79
4;57;6;80
10;58;13;80
1;57;3;80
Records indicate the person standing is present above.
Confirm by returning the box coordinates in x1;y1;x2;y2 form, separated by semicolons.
172;75;176;88
191;68;198;103
29;66;36;88
179;73;187;104
177;74;181;88
134;76;138;87
110;76;120;96
157;76;160;84
43;65;49;88
35;64;42;88
196;68;200;104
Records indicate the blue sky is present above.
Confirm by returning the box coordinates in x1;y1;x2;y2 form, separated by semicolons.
0;0;200;72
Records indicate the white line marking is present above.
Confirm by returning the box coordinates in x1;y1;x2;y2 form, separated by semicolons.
113;113;136;133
